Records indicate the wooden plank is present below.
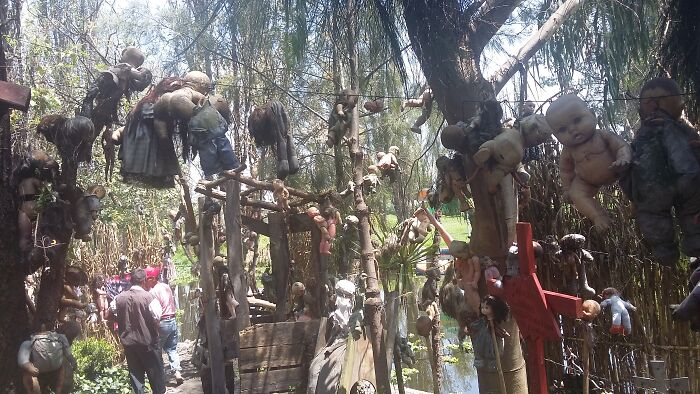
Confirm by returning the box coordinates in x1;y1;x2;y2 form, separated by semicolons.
239;344;305;371
288;213;313;233
226;179;251;329
239;320;320;348
0;81;31;111
543;290;583;318
240;366;305;393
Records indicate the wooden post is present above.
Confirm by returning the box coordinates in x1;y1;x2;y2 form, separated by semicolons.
199;198;229;394
429;303;443;394
582;330;590;394
346;0;390;391
225;179;250;328
310;224;323;317
269;212;290;321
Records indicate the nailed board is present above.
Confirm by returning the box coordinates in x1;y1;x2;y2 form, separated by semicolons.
240;366;306;393
239;320;321;348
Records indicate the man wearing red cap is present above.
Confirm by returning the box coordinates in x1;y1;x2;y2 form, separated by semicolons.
145;266;183;385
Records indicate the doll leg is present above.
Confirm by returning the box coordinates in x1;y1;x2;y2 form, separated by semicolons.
568;178;610;231
678;189;700;258
214;135;243;172
621;312;632;335
198;139;220;178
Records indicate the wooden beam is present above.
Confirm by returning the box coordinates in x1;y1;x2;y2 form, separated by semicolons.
240;197;281;212
289;213;314;233
195;186;226;200
225;180;251;330
0;81;31;111
269;212;291;322
241;215;270;237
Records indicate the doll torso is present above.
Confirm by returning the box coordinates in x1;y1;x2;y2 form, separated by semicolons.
566;131;619;185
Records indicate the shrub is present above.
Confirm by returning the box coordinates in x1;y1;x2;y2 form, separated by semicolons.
71;337;131;394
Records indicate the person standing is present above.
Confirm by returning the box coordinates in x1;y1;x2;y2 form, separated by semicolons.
112;268;165;394
145;266;183;385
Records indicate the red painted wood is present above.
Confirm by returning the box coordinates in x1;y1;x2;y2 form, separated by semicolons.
0;81;31;111
487;223;584;394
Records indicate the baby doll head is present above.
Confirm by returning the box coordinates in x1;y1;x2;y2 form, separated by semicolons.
639;77;683;122
546;95;597;147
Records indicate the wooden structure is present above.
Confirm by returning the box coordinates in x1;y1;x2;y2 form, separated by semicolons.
632;360;690;393
239;319;326;393
489;222;583;394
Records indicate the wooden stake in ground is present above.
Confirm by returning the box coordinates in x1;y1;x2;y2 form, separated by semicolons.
198;198;229;394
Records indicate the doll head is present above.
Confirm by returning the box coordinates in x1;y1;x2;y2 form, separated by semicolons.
639;77;683;122
480;295;509;324
546;95;597;147
600;287;619;299
581;299;601;321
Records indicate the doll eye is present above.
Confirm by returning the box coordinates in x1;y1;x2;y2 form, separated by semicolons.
557;126;567;134
573;116;581;124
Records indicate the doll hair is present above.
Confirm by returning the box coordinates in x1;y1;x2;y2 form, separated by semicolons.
481;295;510;325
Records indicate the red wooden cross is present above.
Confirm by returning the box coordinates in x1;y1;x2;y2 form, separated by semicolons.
0;80;31;111
489;222;583;394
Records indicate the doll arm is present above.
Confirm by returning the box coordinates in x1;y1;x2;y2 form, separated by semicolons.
662;127;700;176
600;130;632;170
559;149;575;196
599;299;611;309
623;300;637;312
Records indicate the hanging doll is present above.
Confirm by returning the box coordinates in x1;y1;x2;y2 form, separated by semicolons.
363;98;384;113
375;146;400;183
362;165;381;194
272;179;290;210
472;113;553;193
435;155;472;212
469;296;510;372
599;287;636;335
80;46;153;181
619;77;700;265
402;85;433;134
248;101;299;179
545;95;632;232
326;88;358;147
554;234;596;299
671;258;700;331
15;151;58;252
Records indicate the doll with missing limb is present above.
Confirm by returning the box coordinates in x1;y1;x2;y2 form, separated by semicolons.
375;146;400;183
326;89;358;147
620;77;700;265
16;151;58;252
545;95;632;232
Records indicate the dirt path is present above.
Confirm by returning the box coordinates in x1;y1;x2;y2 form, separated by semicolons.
164;340;203;394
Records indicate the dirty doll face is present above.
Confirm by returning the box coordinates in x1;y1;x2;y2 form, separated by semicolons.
546;95;597;147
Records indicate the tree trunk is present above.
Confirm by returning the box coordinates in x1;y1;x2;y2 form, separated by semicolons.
347;0;390;391
0;30;30;389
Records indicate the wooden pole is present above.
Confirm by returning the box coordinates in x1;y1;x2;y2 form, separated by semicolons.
429;303;443;394
346;0;390;391
225;179;250;329
269;212;290;321
489;319;507;394
582;325;590;394
198;198;229;394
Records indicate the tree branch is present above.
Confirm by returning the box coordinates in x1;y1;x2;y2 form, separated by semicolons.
490;0;586;94
469;0;523;54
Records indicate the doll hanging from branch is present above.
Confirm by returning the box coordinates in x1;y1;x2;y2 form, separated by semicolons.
402;85;433;134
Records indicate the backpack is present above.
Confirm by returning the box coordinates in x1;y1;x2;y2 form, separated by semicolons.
30;332;65;372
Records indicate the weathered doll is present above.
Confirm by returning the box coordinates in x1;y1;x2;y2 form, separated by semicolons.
17;151;57;251
326;89;358;147
402;86;433;134
671;258;700;331
470;296;510;373
362;165;381;194
376;146;400;182
620;77;700;265
545;95;632;231
435;155;472;212
554;234;596;299
90;275;109;323
272;179;290;210
599;287;636;335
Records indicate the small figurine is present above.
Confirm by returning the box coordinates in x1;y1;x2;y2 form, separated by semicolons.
326;88;358;147
362;165;381;194
375;146;400;183
402;86;433;134
599;287;636;335
405;211;433;243
272;179;290;210
291;281;306;320
554;234;596;299
472;113;553;193
620;77;700;265
545;95;632;231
